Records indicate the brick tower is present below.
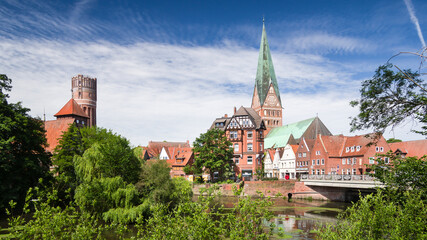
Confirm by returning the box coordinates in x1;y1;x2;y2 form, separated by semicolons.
71;75;97;127
251;20;282;134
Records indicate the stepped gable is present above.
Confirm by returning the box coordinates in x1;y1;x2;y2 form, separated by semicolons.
54;98;89;118
44;118;75;153
389;140;427;158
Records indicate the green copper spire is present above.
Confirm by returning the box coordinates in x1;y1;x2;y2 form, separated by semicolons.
255;21;281;107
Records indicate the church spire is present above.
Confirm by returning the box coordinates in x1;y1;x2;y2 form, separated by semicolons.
254;21;281;107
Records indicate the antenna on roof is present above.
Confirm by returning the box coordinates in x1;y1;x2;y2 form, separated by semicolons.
43;107;46;122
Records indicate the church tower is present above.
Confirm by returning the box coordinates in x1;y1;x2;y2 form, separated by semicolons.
71;75;97;127
251;20;282;134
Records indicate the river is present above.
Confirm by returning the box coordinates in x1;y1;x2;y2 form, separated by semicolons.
212;196;351;240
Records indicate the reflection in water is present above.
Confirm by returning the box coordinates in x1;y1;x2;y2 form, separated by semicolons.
208;196;350;240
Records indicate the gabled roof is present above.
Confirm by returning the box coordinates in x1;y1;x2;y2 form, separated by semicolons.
210;116;231;130
319;135;347;157
265;117;316;149
166;147;194;166
340;134;378;157
54;99;89;118
44;118;75;152
145;141;191;159
389;140;427;158
291;144;299;154
229;106;265;129
254;22;281;107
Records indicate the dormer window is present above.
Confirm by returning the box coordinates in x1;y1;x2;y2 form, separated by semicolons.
346;147;350;152
356;146;361;151
351;146;354;152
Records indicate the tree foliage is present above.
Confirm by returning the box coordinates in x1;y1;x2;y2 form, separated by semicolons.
188;128;234;182
350;64;427;136
0;74;51;212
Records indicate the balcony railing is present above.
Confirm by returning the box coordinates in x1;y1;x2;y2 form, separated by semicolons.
301;174;375;181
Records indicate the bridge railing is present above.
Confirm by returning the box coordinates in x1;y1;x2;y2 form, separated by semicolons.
301;174;375;181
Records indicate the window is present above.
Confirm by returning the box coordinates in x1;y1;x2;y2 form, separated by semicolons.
369;157;375;164
356;146;361;151
384;157;389;164
347;158;351;164
234;144;239;152
298;153;302;157
351;146;354;152
316;169;320;175
260;143;263;151
247;156;253;164
346;147;349;152
375;147;379;152
247;131;253;139
235;157;239;164
321;169;325;175
312;160;315;165
316;151;320;155
353;158;357;165
247;143;253;151
306;161;309;166
76;119;80;123
321;159;325;165
303;152;307;157
380;147;384;152
347;169;350;175
352;169;357;175
230;131;237;139
312;170;315;175
342;158;346;165
317;159;320;165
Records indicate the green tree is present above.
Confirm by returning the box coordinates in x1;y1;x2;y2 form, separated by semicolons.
0;74;51;211
350;63;426;136
187;129;234;182
386;138;402;143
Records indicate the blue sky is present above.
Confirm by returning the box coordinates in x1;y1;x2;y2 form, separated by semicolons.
1;0;426;145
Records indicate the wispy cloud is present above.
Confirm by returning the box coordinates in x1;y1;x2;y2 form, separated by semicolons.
0;37;373;145
403;0;426;47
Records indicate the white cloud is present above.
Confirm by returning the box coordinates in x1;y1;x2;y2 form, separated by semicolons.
283;32;376;54
0;37;422;147
404;0;426;48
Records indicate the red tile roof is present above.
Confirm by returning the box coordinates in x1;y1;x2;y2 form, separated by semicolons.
389;140;427;158
290;144;299;154
54;99;89;118
319;135;346;157
144;141;190;159
166;147;194;166
44;118;75;152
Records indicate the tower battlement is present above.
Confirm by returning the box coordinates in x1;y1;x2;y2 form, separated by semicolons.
71;74;97;126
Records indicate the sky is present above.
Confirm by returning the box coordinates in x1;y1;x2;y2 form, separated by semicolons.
1;0;426;146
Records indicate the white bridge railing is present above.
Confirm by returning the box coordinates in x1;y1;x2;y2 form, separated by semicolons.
300;174;375;181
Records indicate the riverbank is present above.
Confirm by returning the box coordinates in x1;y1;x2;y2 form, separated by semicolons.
192;180;329;200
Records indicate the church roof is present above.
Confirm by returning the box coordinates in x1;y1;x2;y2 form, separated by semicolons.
54;99;89;118
254;21;281;107
264;117;316;149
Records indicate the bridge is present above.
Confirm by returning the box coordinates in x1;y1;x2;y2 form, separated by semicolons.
300;174;384;189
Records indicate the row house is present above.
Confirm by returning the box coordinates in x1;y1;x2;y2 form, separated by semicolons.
264;144;298;179
306;134;391;175
389;139;427;158
142;140;190;160
211;106;266;180
295;138;315;178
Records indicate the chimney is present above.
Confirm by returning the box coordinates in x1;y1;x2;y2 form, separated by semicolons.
234;106;236;114
224;114;228;118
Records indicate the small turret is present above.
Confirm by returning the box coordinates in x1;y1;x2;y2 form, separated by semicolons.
71;75;97;127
